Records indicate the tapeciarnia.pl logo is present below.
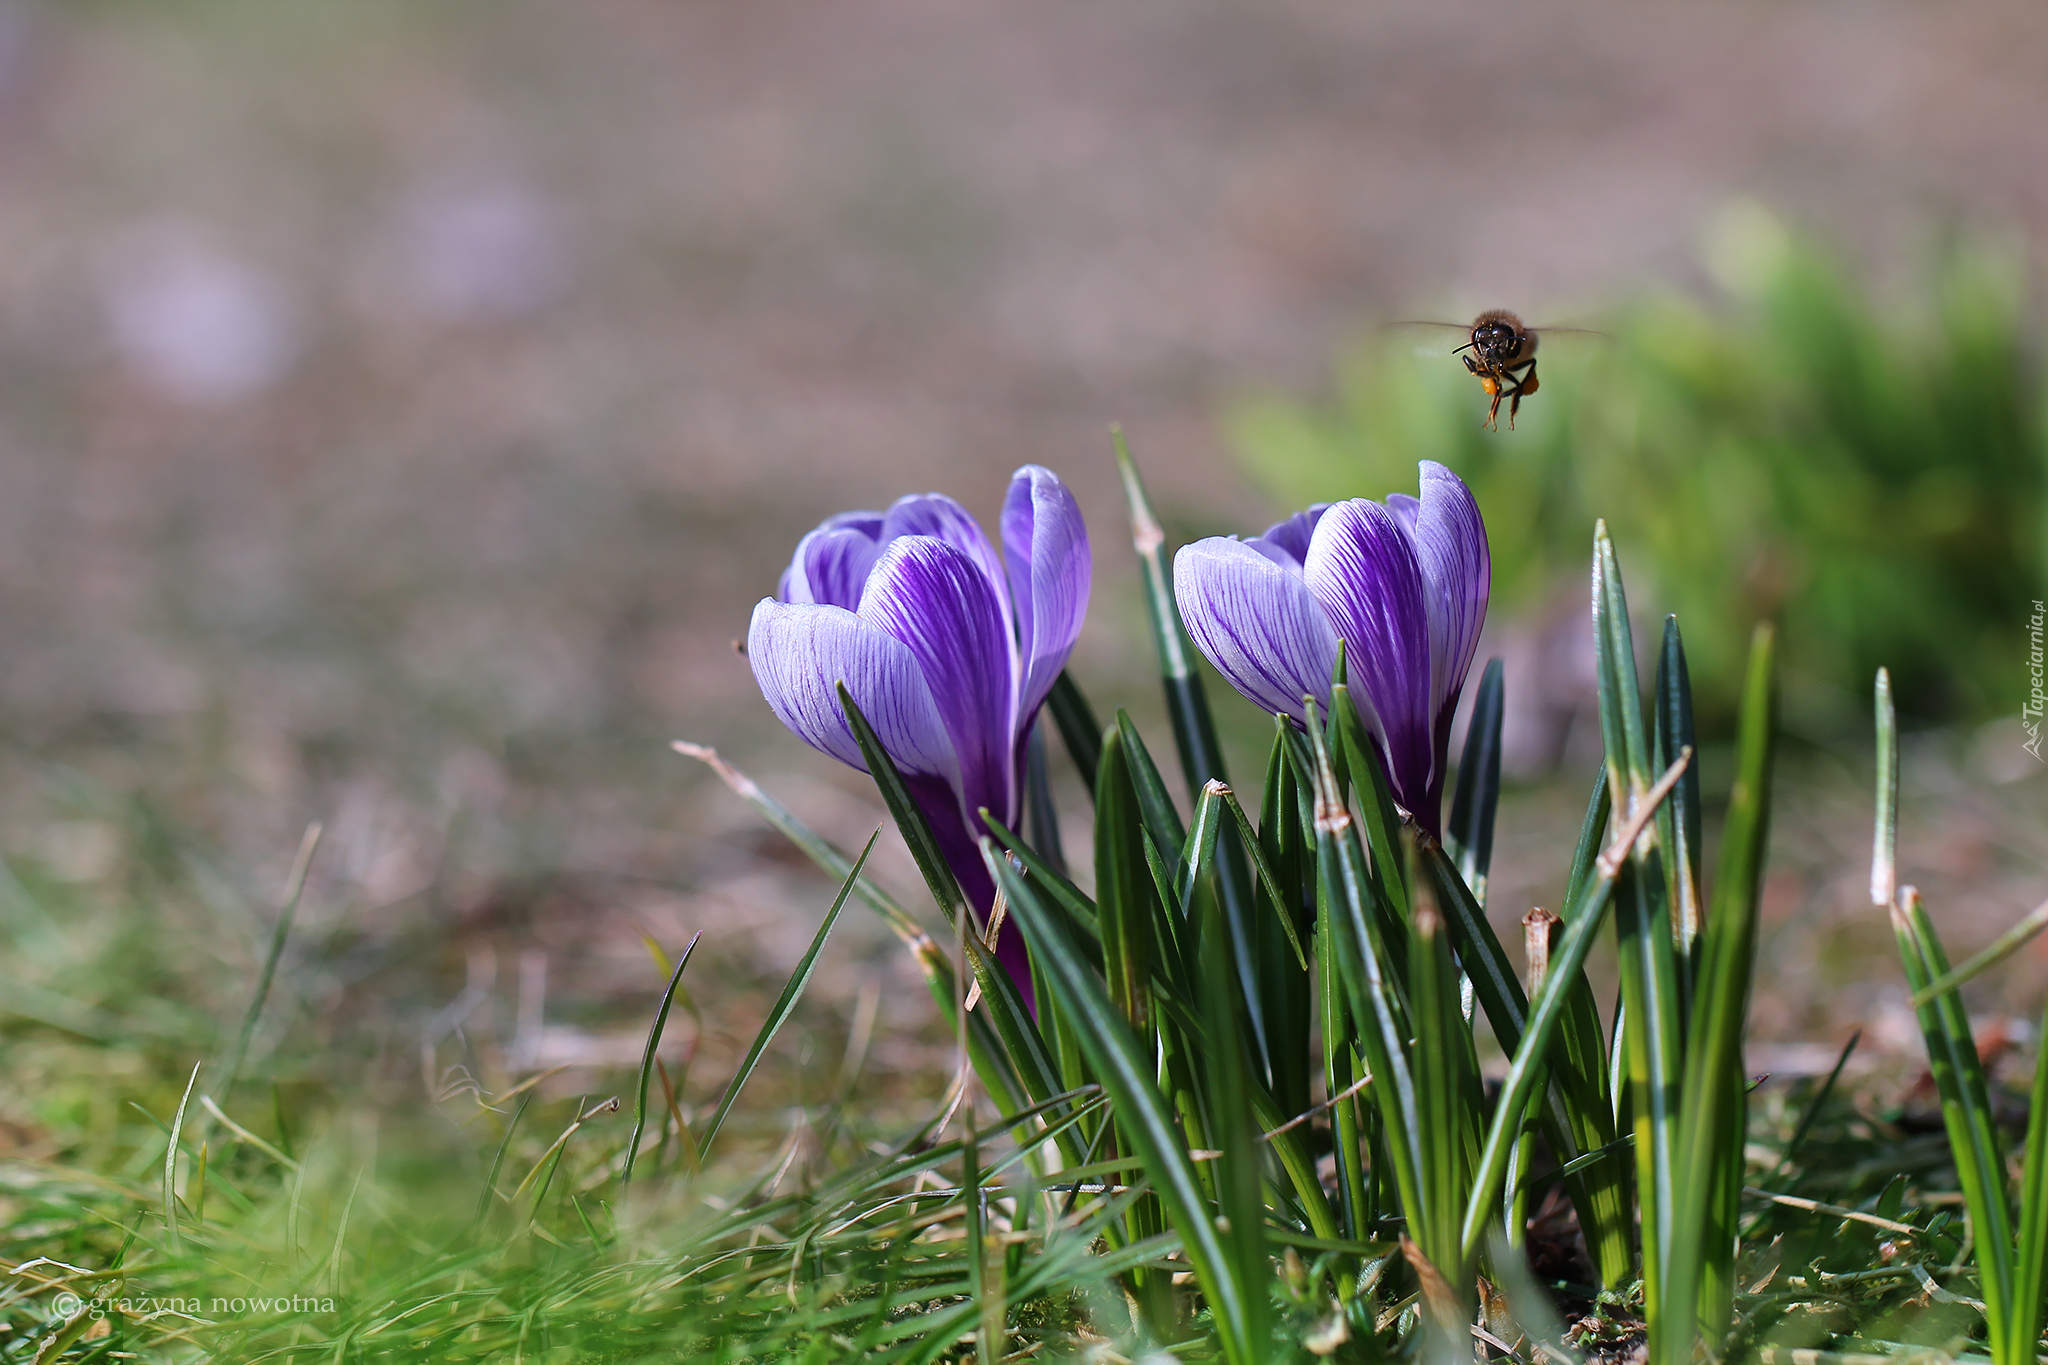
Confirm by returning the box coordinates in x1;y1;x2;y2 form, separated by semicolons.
2025;598;2045;761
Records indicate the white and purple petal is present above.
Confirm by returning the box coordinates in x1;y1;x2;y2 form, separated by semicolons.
1174;537;1340;724
746;600;961;788
857;536;1020;830
1302;499;1435;818
1258;503;1332;568
880;493;1013;643
1405;462;1491;727
782;525;886;608
1000;465;1092;721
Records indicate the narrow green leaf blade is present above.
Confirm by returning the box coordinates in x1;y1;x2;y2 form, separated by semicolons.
1652;618;1704;971
1197;866;1275;1357
1410;872;1476;1301
2013;994;2048;1365
1661;624;1776;1365
1114;708;1188;862
699;831;864;1157
1252;721;1314;1120
840;682;967;926
1047;670;1105;802
1328;680;1410;926
1306;702;1425;1224
1446;657;1505;904
1871;668;1900;911
1096;727;1161;1040
1024;722;1067;877
992;844;1264;1365
1115;429;1268;1079
675;740;1027;1116
1459;745;1693;1266
1593;522;1683;1331
623;928;707;1188
1876;673;2018;1347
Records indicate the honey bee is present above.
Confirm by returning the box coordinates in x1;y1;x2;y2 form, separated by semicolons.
1396;310;1599;430
1456;310;1540;431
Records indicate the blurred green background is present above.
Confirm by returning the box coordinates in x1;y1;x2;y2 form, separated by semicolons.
1228;203;2048;737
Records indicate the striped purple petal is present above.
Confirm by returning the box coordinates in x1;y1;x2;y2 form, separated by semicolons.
857;535;1020;832
1001;465;1092;722
881;493;1013;645
1258;503;1332;568
1406;461;1491;729
1174;536;1339;723
1302;499;1436;825
782;525;886;609
746;599;961;787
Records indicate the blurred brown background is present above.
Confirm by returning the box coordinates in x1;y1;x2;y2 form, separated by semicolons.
2;0;2046;1097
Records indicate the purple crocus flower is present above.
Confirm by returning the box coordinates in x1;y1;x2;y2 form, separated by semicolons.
1172;461;1488;837
748;466;1091;1006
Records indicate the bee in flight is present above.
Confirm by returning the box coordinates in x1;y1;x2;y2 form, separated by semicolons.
1398;310;1598;430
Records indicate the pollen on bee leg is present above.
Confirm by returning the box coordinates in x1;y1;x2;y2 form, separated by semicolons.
1479;375;1500;396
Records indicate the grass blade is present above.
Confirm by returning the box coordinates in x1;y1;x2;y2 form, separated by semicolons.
1875;673;2018;1354
1320;890;1373;1241
839;682;968;926
223;822;322;1097
1653;618;1704;981
621;929;705;1189
1114;428;1267;1076
163;1060;202;1254
1047;669;1104;805
991;839;1264;1365
1446;657;1505;904
1459;747;1692;1266
1216;778;1309;974
1307;701;1426;1228
1593;521;1684;1330
1908;895;2048;1007
979;811;1101;936
1420;842;1528;1056
1197;863;1275;1358
1024;723;1067;877
958;874;1070;1128
698;836;865;1158
1548;770;1635;1287
1251;721;1315;1120
674;740;1028;1118
1112;426;1231;806
1894;886;2017;1349
1871;668;1899;912
2013;995;2048;1365
1409;871;1476;1317
1661;623;1776;1365
1115;708;1190;861
1173;780;1230;922
1328;677;1410;926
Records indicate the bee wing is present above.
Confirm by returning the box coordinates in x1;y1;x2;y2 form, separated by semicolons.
1381;320;1472;356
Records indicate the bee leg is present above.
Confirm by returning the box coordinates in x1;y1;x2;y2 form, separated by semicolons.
1506;361;1538;429
1485;384;1504;430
